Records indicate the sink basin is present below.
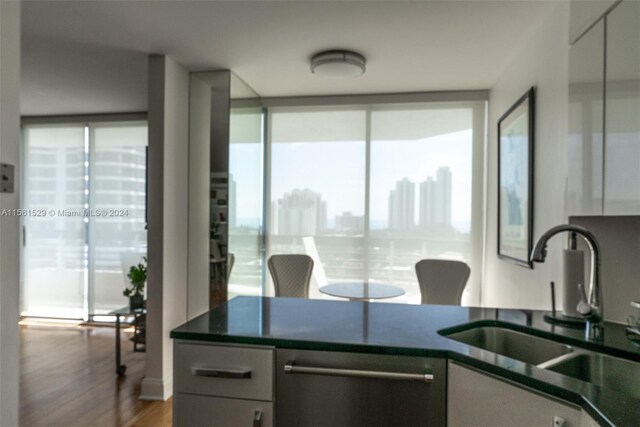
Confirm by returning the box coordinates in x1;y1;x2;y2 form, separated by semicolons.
444;326;573;365
545;353;640;399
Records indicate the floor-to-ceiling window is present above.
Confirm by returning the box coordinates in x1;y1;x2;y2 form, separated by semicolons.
262;99;486;304
21;119;147;319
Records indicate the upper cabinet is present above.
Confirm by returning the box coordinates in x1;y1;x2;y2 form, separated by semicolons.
567;19;605;216
567;0;640;216
604;0;640;214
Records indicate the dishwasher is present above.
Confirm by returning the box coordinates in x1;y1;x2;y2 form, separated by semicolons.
275;348;446;426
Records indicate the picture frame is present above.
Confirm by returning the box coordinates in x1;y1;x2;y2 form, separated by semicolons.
497;87;535;268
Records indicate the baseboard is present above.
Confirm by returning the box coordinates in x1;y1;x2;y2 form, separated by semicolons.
139;377;173;401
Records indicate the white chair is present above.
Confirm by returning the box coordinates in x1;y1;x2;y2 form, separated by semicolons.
415;259;470;305
302;236;329;290
268;254;314;298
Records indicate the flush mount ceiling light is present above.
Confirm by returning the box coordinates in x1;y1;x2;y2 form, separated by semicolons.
310;50;366;78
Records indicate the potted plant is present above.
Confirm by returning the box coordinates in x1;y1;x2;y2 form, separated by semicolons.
124;257;147;311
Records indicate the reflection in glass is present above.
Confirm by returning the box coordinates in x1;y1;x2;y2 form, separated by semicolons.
229;106;264;297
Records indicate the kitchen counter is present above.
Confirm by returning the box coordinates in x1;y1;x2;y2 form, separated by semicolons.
171;296;640;426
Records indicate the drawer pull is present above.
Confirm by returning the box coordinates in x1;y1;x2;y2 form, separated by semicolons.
284;361;433;383
191;366;252;379
253;409;262;427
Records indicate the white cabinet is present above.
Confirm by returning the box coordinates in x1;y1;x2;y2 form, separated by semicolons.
174;394;273;427
448;362;582;427
567;18;605;216
173;341;274;427
580;410;602;427
567;0;640;216
603;0;640;215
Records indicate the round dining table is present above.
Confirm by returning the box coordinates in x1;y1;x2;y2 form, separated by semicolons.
319;282;405;302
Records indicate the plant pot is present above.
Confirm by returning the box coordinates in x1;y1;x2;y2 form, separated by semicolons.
129;293;144;311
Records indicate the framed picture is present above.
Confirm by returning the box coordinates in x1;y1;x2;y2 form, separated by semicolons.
498;87;535;268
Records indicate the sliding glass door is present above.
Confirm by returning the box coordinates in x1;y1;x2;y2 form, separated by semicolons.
22;124;87;318
21;120;147;319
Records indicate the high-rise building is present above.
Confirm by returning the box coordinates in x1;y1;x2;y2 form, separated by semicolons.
388;178;415;230
270;200;279;235
419;166;452;227
335;211;365;234
275;188;327;235
419;177;436;226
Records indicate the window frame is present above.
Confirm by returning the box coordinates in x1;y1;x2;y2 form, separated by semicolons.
263;94;487;305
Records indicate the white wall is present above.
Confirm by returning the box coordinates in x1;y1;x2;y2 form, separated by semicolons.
142;55;189;400
0;1;21;424
483;3;570;310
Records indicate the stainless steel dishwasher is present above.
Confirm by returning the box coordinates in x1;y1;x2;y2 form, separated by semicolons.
276;348;446;426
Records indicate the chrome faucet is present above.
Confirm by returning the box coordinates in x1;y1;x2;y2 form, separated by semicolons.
531;224;603;339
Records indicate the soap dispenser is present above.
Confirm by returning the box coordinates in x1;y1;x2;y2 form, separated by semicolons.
562;232;584;318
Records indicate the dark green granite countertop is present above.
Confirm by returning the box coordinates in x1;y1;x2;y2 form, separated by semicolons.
171;296;640;426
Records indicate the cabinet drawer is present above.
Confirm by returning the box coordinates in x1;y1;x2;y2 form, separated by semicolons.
174;394;273;427
175;342;273;401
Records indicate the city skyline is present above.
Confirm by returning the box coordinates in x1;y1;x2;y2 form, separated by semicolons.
267;171;456;236
389;178;415;230
388;168;453;231
231;128;473;232
419;166;452;228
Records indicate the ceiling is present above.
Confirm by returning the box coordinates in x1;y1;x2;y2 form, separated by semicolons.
21;0;559;116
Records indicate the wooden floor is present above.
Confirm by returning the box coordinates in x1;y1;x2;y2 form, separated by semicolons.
20;322;172;427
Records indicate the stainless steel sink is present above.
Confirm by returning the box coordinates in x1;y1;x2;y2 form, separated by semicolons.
545;352;640;399
444;326;574;366
444;324;640;400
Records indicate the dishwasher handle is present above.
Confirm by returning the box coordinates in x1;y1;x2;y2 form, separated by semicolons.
284;361;433;383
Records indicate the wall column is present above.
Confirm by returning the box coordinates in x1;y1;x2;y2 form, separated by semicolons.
141;55;189;400
0;0;21;424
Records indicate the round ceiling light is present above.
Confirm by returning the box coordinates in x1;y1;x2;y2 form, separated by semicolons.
310;50;366;78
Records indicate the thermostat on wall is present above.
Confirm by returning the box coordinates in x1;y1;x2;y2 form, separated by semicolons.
1;163;15;193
